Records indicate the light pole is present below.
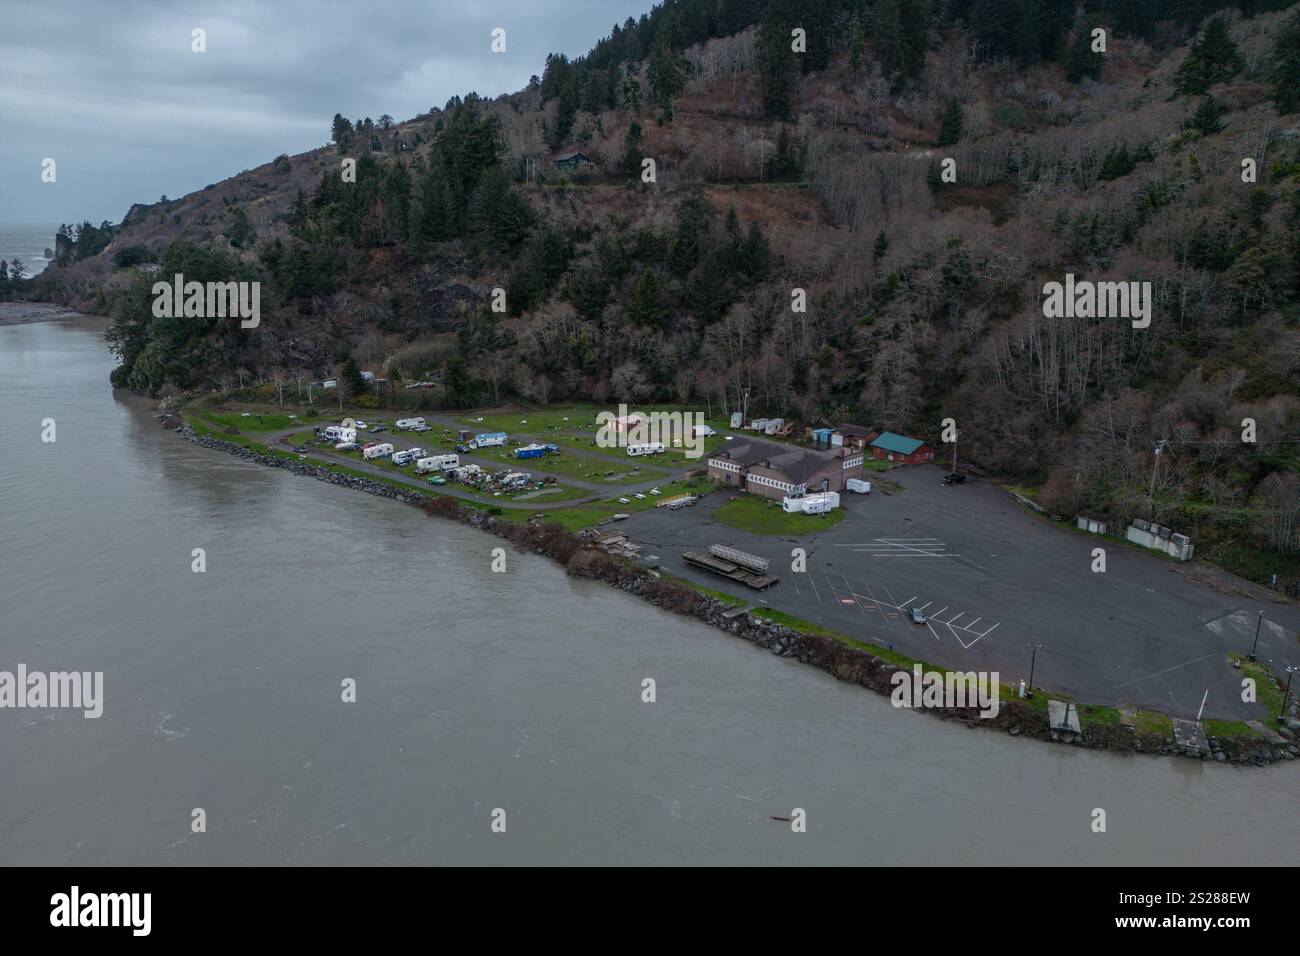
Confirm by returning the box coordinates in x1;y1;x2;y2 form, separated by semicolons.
1026;642;1043;700
1280;666;1296;724
1250;611;1263;662
1146;439;1166;513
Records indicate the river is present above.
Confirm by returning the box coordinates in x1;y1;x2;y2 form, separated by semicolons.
1;315;1296;865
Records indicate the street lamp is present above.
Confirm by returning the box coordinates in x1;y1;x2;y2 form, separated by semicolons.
1026;642;1043;700
1280;666;1297;725
1250;610;1263;662
1146;439;1166;512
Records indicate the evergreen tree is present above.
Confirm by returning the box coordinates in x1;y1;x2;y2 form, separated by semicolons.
938;97;964;146
767;125;805;180
870;0;929;89
848;16;865;72
1174;15;1242;96
758;11;796;120
1271;12;1300;114
648;43;684;116
740;222;772;279
623;122;645;178
873;230;889;261
1065;19;1105;83
628;267;671;327
331;113;354;147
670;183;715;276
340;358;367;396
1184;94;1228;135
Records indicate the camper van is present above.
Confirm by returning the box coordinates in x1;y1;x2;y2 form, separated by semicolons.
416;454;459;474
362;442;394;460
627;442;665;457
395;418;427;431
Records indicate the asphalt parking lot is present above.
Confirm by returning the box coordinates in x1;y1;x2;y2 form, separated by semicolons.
618;465;1300;721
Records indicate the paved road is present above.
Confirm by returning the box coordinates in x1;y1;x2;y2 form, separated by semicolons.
617;465;1300;720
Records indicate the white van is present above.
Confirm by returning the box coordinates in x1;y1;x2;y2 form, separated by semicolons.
362;442;394;460
416;454;458;474
628;442;665;457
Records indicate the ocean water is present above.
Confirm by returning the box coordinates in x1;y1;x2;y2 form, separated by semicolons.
0;223;60;277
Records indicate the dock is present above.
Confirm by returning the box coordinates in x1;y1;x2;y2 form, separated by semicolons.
682;550;779;590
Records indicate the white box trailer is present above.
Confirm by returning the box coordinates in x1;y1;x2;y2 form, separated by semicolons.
846;478;872;494
395;418;426;430
692;424;716;438
628;442;665;456
763;418;784;435
416;454;459;474
362;442;394;460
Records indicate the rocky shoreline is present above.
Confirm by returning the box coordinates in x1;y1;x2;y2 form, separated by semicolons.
174;420;1297;768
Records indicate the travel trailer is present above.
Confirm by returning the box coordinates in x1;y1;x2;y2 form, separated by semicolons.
782;491;841;514
392;448;427;466
692;424;716;438
473;432;508;448
362;442;394;460
846;478;872;494
627;442;665;456
416;455;459;474
323;425;357;443
395;418;427;430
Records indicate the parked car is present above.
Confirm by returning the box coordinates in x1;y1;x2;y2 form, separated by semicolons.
369;424;387;433
427;476;447;485
943;473;967;485
910;607;927;625
454;444;470;453
353;421;368;430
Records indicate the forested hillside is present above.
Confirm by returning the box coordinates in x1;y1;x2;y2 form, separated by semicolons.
22;0;1300;587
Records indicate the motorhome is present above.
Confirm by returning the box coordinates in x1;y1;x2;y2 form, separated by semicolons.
627;442;665;457
395;418;427;431
416;454;459;474
362;442;394;460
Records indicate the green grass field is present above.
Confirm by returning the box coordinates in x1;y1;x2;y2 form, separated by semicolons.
714;494;846;535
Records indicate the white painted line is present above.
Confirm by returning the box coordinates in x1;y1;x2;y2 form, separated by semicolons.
915;601;932;611
976;623;999;638
925;622;940;640
932;607;948;617
807;573;822;603
900;596;918;606
946;612;966;627
1113;651;1222;689
966;617;981;628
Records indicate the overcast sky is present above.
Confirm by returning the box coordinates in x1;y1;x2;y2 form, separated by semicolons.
0;0;652;226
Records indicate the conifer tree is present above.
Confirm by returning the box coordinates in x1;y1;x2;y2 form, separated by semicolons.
938;98;964;146
1174;15;1242;96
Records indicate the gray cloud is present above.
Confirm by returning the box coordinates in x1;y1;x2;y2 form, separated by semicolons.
0;0;649;225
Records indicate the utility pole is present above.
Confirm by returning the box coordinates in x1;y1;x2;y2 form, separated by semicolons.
1146;439;1166;513
1026;642;1043;699
1249;610;1263;662
1280;666;1296;724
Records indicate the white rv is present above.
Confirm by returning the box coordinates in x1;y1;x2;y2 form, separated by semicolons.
763;418;785;435
627;442;665;456
782;491;841;514
392;448;427;466
692;424;716;438
395;417;427;431
416;454;459;474
729;412;743;429
362;442;394;460
846;478;872;494
323;425;357;443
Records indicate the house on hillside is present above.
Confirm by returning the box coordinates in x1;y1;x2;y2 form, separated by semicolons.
552;151;594;172
869;432;934;465
708;439;864;500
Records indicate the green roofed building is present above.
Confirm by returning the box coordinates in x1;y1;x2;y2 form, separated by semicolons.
869;431;934;465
